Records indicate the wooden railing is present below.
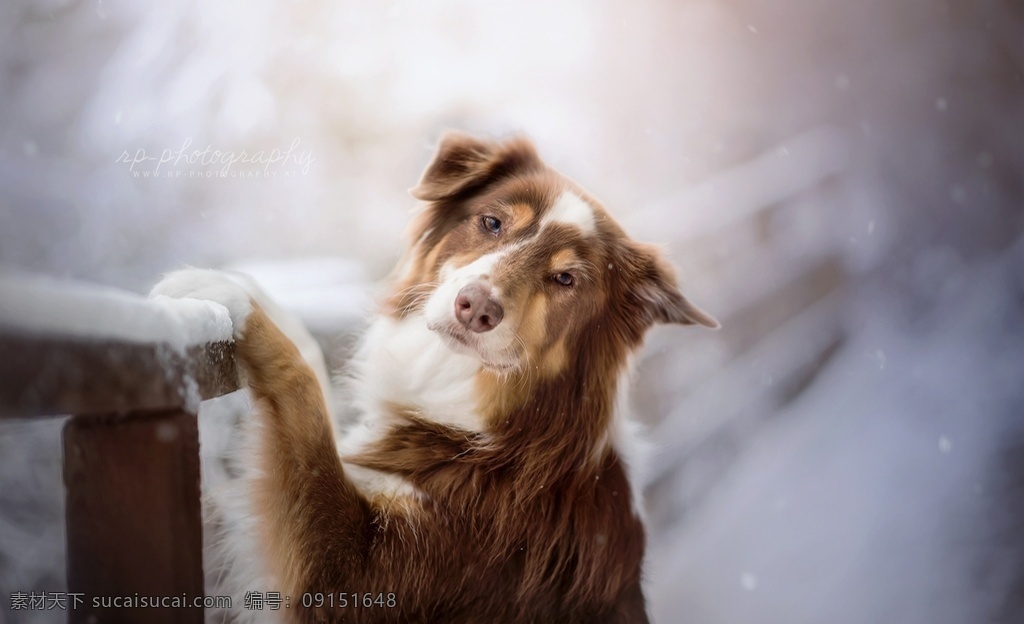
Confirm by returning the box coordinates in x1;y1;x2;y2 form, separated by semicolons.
0;284;241;624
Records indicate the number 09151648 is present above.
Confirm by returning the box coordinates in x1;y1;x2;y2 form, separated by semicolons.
299;592;397;609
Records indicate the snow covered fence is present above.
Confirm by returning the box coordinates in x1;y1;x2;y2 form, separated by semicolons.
0;272;243;624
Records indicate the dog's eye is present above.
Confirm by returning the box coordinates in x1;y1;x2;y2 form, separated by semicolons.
552;272;575;287
481;216;502;235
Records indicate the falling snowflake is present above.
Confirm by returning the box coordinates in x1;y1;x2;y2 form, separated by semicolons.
938;436;953;453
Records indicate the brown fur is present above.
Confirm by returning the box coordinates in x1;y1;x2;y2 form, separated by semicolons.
232;132;718;623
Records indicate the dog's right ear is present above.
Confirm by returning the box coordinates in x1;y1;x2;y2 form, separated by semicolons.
410;131;542;202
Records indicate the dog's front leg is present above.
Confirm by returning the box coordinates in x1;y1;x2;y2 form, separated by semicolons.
152;270;372;612
238;303;372;602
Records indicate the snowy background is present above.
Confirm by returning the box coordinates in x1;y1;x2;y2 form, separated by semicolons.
2;0;1023;622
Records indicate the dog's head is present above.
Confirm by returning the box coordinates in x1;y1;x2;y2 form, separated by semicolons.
389;132;718;375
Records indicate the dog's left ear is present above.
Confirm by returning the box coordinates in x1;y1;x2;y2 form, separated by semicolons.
410;131;542;201
623;243;720;329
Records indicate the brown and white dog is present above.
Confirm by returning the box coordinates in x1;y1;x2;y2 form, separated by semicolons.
153;133;718;623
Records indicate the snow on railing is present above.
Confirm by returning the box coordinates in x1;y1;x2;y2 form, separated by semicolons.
0;271;233;351
0;272;243;624
0;272;240;419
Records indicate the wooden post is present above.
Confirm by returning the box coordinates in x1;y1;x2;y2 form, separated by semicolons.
63;409;204;624
0;278;241;622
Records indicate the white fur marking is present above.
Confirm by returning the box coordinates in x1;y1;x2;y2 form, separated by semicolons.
152;268;333;410
202;395;285;624
336;312;482;500
150;268;253;338
438;251;502;285
350;314;486;433
344;464;424;501
542;191;595;234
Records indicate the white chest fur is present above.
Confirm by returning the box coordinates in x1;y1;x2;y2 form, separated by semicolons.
347;313;487;434
336;314;487;501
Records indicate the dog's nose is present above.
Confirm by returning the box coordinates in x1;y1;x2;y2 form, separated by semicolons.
454;283;504;333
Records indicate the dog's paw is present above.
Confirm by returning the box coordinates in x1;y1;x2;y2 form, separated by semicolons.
150;269;254;338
